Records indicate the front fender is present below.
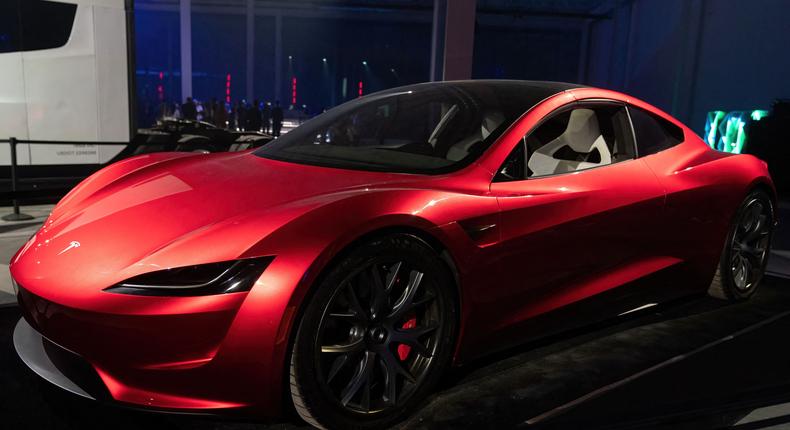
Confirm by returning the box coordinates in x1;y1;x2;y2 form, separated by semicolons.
227;187;498;414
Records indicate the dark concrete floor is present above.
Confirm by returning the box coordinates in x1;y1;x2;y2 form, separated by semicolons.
400;277;790;430
548;309;790;430
2;276;790;430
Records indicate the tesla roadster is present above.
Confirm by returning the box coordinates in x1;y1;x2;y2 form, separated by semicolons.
11;80;775;429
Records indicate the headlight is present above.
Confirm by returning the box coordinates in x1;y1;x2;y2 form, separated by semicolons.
104;256;273;296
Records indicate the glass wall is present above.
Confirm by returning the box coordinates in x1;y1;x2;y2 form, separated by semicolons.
253;15;276;104
133;1;588;129
191;12;247;108
134;3;432;128
280;17;431;113
134;9;181;127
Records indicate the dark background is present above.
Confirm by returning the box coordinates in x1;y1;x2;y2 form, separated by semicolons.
134;0;790;136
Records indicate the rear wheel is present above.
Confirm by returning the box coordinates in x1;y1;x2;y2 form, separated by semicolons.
709;190;774;300
289;234;456;429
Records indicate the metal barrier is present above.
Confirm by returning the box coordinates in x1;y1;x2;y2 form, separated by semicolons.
1;138;129;221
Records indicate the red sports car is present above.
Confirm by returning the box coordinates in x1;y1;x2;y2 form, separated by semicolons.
11;80;775;429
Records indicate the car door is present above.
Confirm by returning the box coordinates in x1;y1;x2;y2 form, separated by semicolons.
483;101;670;344
627;104;741;290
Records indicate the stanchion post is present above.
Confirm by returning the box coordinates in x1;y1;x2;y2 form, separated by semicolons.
2;137;34;221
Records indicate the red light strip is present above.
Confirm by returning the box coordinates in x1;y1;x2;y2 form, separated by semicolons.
292;77;297;105
157;71;164;101
225;74;232;104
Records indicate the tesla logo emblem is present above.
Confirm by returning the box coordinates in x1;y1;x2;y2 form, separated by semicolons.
57;241;81;255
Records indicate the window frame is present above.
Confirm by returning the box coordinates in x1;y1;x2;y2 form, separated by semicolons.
493;99;638;182
625;104;685;159
0;0;77;54
256;82;560;175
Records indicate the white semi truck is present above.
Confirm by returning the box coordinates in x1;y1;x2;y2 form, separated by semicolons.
0;0;272;182
0;0;133;167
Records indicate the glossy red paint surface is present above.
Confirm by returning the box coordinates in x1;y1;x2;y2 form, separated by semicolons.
10;85;774;417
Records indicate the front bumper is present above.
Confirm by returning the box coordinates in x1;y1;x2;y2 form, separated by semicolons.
13;284;276;414
14;317;110;401
10;246;311;418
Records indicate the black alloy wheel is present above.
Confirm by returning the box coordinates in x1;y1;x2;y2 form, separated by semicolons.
289;234;456;430
710;189;774;300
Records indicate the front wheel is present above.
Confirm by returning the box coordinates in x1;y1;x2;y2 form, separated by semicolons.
709;189;774;300
289;234;457;429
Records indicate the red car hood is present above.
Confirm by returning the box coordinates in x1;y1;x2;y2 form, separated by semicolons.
10;152;417;302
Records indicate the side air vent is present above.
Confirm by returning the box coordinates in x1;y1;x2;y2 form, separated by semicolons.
458;216;500;246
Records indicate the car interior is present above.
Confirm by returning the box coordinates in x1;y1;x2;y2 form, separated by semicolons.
445;110;506;161
497;105;635;181
527;108;613;176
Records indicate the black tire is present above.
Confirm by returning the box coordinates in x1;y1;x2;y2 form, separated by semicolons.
289;234;457;430
709;189;774;301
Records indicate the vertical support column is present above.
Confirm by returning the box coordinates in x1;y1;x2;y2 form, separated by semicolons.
246;0;255;101
442;0;476;81
179;0;192;100
429;0;447;82
274;13;283;103
675;0;706;125
429;0;476;82
125;0;137;138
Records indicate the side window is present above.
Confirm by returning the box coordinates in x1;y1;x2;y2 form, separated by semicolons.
495;104;635;181
0;0;76;54
21;1;77;51
628;106;684;157
0;1;21;53
495;136;525;181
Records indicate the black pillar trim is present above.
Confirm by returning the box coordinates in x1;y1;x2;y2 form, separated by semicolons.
125;0;137;140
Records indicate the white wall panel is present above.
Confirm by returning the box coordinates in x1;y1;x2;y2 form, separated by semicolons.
23;4;98;142
94;4;131;142
0;53;29;141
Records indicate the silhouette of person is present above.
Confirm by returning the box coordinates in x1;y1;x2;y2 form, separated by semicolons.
204;97;217;123
262;101;272;134
214;99;227;128
235;101;247;131
272;100;284;137
182;97;197;120
248;99;262;132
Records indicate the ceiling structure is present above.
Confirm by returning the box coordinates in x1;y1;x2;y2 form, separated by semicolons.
137;0;615;19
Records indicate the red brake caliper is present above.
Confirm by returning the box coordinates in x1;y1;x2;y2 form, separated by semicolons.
397;317;417;360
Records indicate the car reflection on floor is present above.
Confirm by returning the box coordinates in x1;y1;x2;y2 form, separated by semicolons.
0;275;787;430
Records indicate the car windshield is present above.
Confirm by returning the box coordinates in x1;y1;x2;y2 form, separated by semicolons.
255;81;566;174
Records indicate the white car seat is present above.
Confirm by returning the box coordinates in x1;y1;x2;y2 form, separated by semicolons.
527;109;612;176
446;111;505;161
